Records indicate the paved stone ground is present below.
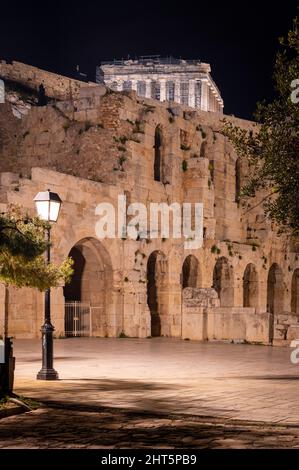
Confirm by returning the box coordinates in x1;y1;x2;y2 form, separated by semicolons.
0;338;299;448
1;405;299;448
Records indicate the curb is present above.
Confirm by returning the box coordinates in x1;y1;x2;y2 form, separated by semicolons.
0;404;26;420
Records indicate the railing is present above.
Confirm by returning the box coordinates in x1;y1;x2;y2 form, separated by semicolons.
65;301;92;337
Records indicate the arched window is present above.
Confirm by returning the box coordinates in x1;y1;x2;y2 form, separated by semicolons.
181;255;200;288
147;251;168;337
154;126;163;182
200;141;207;158
235;158;241;203
243;263;259;308
212;257;234;307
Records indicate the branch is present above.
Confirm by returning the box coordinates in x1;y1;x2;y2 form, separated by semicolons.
242;191;275;215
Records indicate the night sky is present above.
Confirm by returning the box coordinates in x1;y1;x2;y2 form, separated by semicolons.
0;1;298;119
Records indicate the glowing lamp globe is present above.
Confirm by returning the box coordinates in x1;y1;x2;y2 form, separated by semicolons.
34;190;62;223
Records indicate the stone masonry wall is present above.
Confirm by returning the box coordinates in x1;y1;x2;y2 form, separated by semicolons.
0;63;298;344
0;60;98;100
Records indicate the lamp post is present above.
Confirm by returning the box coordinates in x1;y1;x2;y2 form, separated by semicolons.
34;189;62;380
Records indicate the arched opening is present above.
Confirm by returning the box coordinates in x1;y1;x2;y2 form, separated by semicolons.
147;251;167;337
182;255;200;288
154;126;163;182
212;257;234;307
200;141;207;158
243;263;259;308
63;237;113;337
291;269;299;315
235;157;241;203
267;263;284;342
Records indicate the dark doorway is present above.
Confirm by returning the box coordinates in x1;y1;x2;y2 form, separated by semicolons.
63;246;85;301
147;251;167;337
291;269;299;315
267;263;284;343
182;255;200;288
243;263;259;308
212;257;234;306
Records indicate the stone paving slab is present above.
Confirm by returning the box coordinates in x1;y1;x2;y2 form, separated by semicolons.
12;338;299;425
1;337;299;448
1;405;299;448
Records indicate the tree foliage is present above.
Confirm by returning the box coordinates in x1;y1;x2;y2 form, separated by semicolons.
222;17;299;236
0;209;73;290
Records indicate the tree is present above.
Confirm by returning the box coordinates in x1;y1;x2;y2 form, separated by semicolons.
222;17;299;236
0;210;72;292
0;208;73;395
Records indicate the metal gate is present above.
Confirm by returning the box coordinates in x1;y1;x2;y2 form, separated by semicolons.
65;301;92;337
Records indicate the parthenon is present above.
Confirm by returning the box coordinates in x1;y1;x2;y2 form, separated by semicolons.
97;56;224;113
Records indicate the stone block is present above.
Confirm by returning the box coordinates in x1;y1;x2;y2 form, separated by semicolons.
287;325;299;341
79;85;106;99
1;172;19;186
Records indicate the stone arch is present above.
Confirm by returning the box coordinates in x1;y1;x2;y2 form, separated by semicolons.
212;257;234;306
147;250;168;337
235;157;241;202
291;269;299;315
154;125;163;182
63;237;114;337
243;263;259;308
267;263;284;342
181;255;201;288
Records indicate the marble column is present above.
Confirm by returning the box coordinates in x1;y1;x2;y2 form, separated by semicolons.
201;80;209;112
174;80;181;104
131;80;137;92
160;79;166;102
116;80;123;91
188;80;196;108
145;80;152;98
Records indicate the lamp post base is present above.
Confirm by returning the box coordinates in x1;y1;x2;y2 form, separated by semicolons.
37;368;59;381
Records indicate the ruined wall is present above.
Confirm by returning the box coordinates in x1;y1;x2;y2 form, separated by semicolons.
0;60;97;100
182;288;270;344
0;64;298;344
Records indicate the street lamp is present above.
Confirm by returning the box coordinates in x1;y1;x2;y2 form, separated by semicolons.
34;189;62;380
